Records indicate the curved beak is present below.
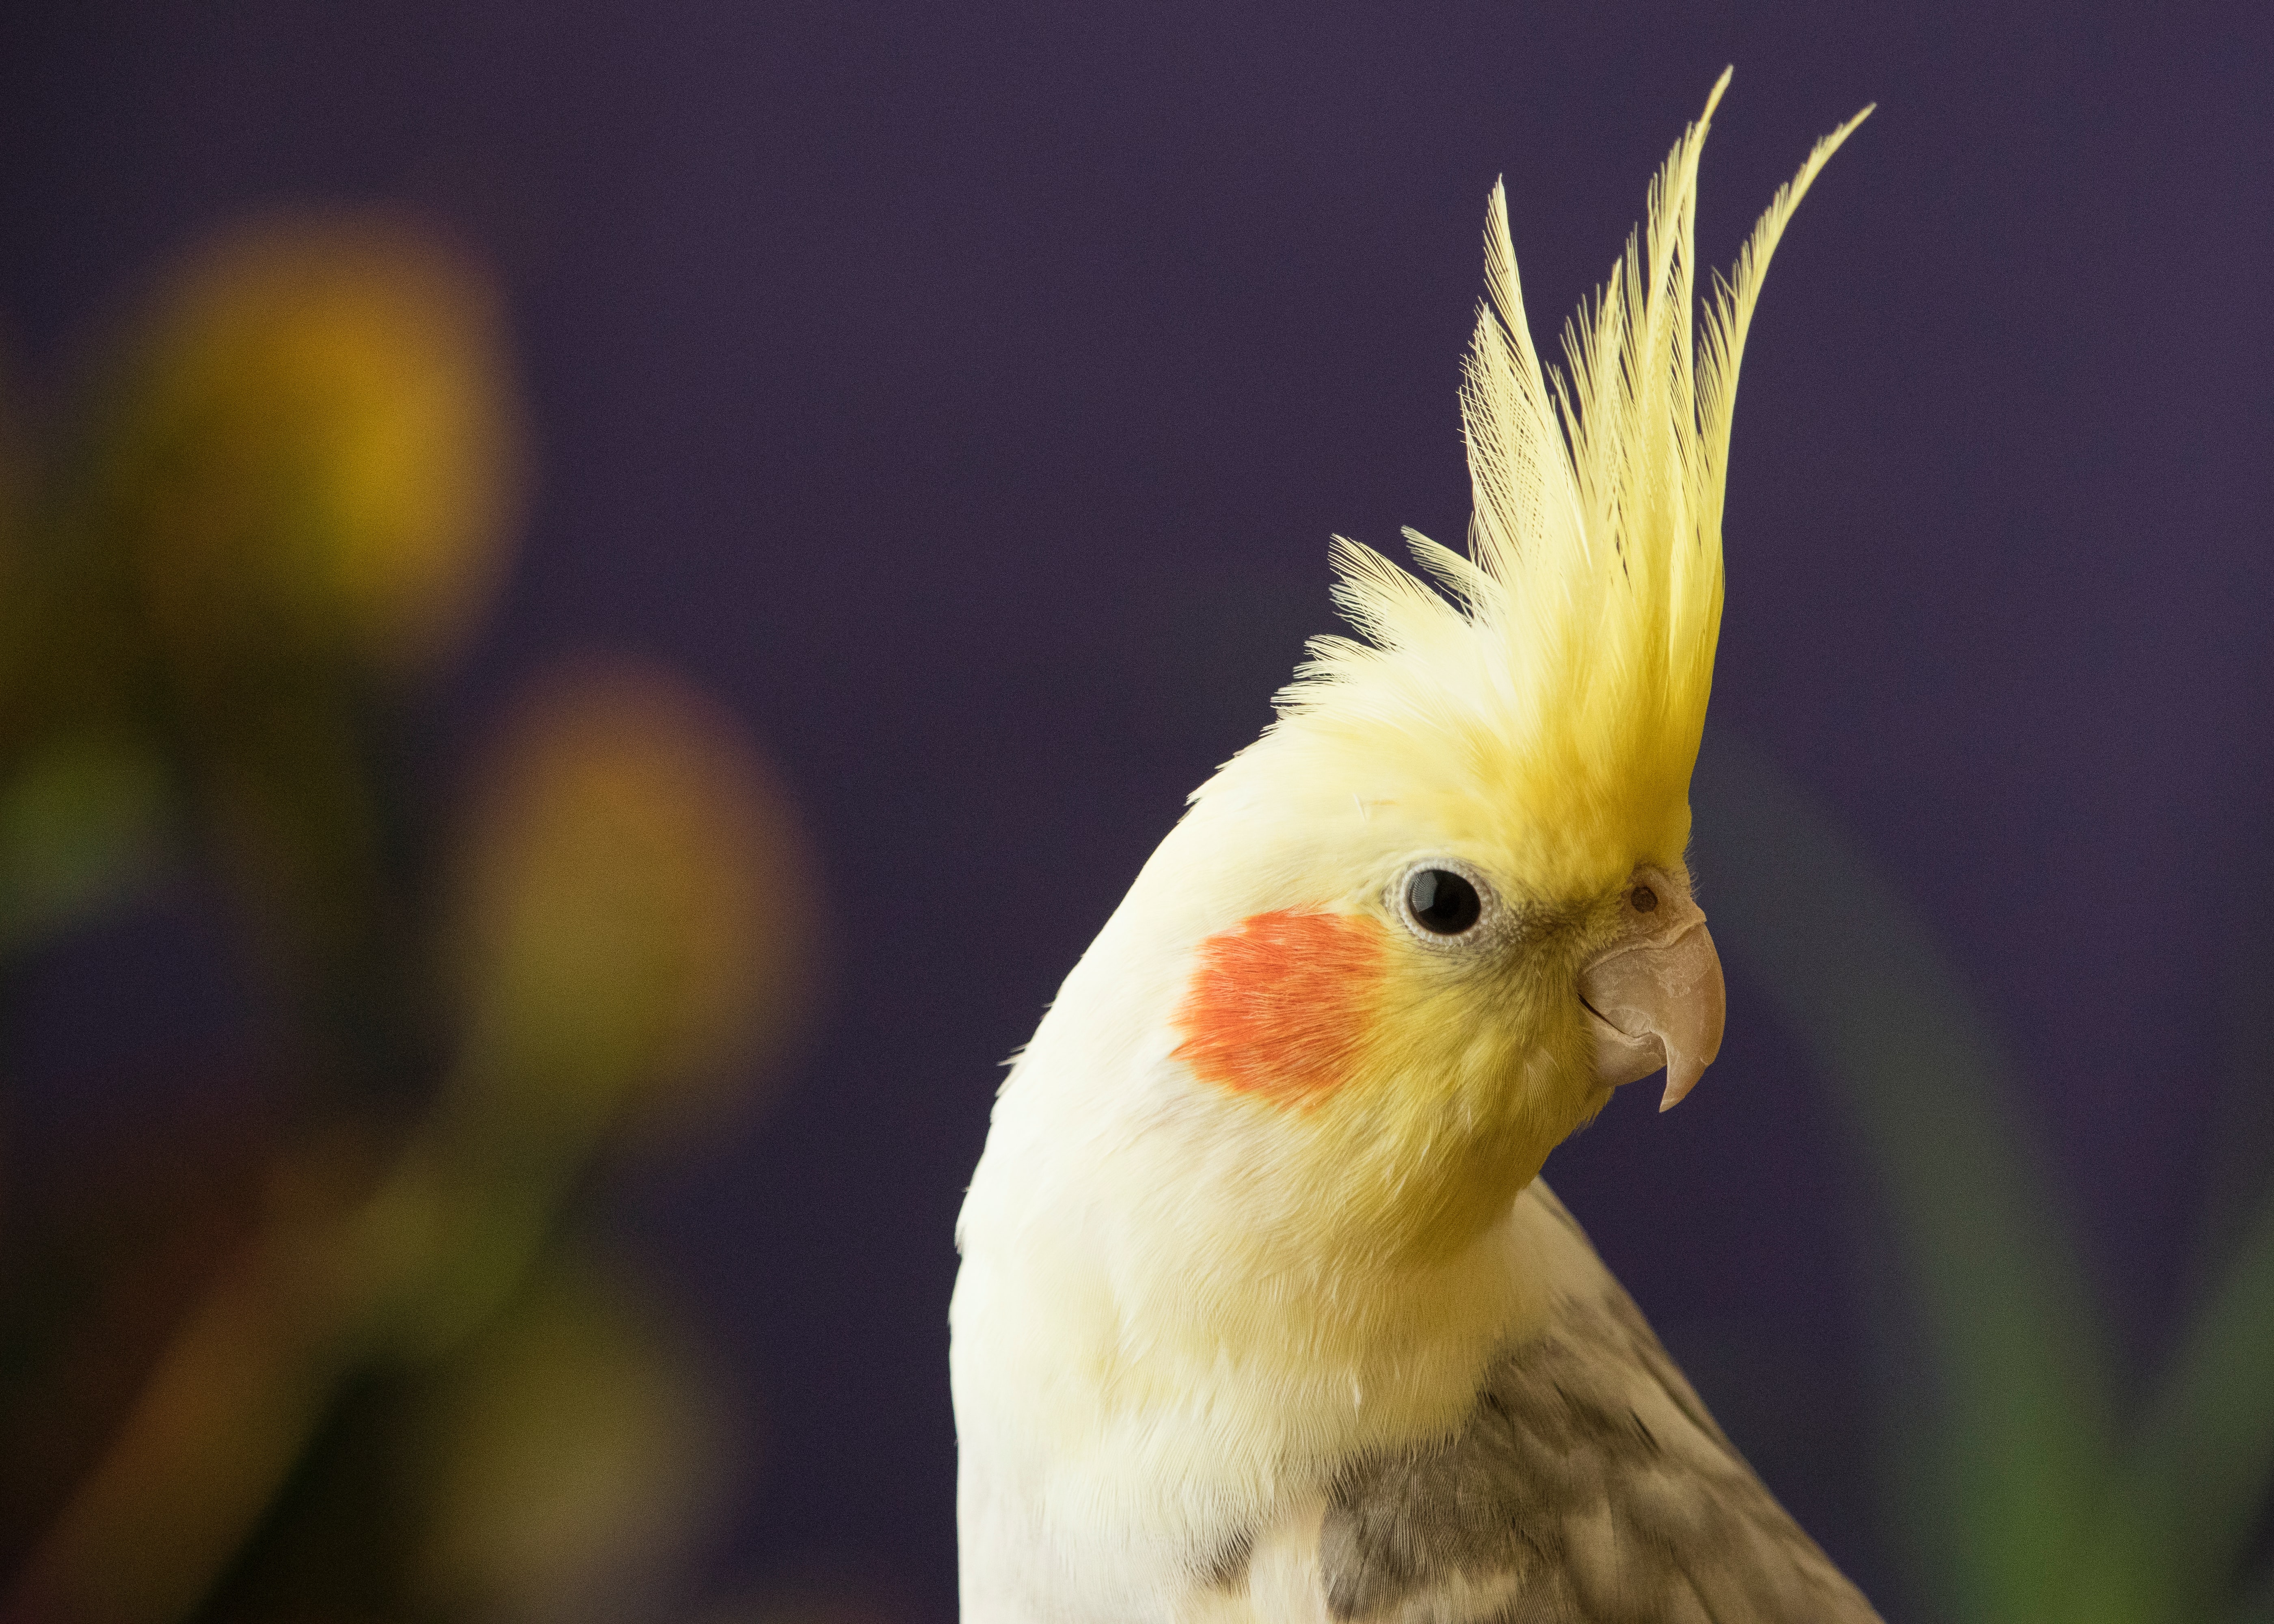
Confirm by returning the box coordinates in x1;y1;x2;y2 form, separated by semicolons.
1578;918;1726;1112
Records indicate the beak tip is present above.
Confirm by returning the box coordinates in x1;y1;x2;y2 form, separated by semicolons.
1658;1062;1705;1112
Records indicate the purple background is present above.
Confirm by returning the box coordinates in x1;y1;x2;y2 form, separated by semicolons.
2;3;2269;1617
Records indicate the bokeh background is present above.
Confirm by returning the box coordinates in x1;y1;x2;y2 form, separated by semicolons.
0;4;2268;1622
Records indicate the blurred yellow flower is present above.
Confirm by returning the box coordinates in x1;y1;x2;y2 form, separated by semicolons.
93;211;523;678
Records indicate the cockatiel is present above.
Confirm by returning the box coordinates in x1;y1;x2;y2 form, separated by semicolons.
952;73;1878;1624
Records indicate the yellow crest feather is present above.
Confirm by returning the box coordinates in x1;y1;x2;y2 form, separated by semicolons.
1274;72;1870;895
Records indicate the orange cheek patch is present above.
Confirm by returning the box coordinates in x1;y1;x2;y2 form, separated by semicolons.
1172;910;1386;1106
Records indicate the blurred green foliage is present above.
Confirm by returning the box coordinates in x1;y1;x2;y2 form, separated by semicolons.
0;214;812;1622
1698;739;2274;1624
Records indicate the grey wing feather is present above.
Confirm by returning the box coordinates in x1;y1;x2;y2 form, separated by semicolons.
1319;1184;1883;1624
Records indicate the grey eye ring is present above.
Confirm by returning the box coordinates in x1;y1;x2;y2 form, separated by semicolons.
1390;859;1506;949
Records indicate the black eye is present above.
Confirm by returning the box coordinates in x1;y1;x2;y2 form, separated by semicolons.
1630;884;1659;914
1406;868;1483;935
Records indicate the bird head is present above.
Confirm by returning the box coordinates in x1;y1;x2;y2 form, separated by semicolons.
1005;76;1868;1276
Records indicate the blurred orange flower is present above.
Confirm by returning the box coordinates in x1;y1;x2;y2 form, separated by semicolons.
445;659;816;1138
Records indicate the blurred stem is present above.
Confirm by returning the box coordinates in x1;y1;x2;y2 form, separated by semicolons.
33;391;443;1106
2072;1181;2274;1624
162;671;437;1107
3;1058;620;1624
1691;733;2118;1624
4;1207;369;1624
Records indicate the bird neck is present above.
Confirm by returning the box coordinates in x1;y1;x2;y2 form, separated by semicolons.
954;1037;1565;1498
